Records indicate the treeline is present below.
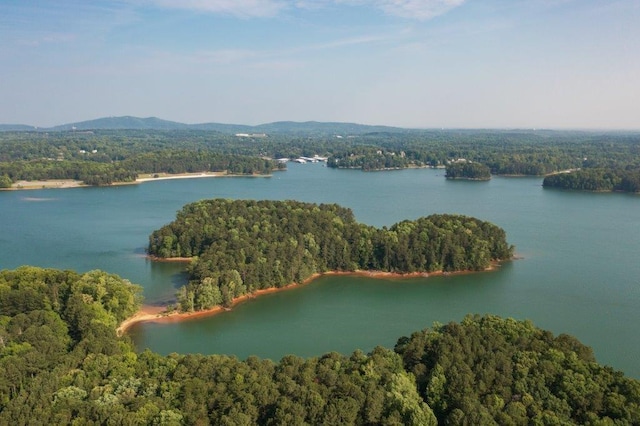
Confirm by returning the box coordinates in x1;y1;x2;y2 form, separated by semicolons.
0;159;138;186
0;151;280;187
543;168;640;193
326;148;411;170
121;150;280;176
1;267;639;424
324;131;640;174
445;161;491;180
2;129;640;184
148;199;513;312
326;146;588;175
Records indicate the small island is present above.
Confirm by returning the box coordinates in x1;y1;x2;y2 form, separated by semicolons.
445;161;491;181
148;199;514;313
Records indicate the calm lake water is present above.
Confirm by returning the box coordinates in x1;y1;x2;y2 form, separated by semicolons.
1;163;639;377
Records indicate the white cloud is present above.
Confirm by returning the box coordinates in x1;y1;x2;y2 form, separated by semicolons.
138;0;464;19
331;0;465;20
141;0;287;18
374;0;465;20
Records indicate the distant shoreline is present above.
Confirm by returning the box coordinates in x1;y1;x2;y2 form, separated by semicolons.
2;171;268;191
117;264;502;336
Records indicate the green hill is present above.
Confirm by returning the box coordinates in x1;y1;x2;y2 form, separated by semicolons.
2;116;407;135
49;116;190;131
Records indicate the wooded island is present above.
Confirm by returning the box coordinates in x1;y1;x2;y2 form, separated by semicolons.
148;199;514;313
445;161;492;180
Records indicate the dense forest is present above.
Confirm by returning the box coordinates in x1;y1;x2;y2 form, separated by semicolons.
148;199;513;312
0;149;280;187
323;130;640;174
1;266;639;424
1;128;640;187
445;161;491;180
542;168;640;193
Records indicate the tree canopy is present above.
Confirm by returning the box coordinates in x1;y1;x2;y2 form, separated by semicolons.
1;267;638;425
543;168;640;193
445;161;492;180
2;128;640;186
148;199;514;312
396;314;640;425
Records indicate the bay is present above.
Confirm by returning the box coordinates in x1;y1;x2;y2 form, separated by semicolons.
1;163;638;377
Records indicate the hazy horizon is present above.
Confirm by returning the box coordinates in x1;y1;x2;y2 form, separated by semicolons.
4;115;640;133
2;1;639;130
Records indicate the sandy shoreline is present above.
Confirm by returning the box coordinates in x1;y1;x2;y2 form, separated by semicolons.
116;275;319;335
2;171;268;191
134;172;226;182
6;179;88;190
117;265;501;336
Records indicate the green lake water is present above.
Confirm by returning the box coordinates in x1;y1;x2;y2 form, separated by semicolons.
1;163;639;377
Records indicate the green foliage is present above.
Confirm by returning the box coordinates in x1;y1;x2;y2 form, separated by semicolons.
326;129;640;174
1;268;639;424
0;153;277;186
395;314;640;425
148;199;514;312
0;266;142;419
327;147;413;170
2;129;639;185
0;130;282;186
445;161;491;180
0;174;11;188
543;168;640;193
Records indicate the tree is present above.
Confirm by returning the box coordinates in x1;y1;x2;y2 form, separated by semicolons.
0;174;12;188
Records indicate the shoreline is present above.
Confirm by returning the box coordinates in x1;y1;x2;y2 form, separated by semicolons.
116;274;321;335
2;171;270;191
117;263;503;336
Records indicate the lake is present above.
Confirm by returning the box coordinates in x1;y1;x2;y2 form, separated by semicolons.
1;163;639;378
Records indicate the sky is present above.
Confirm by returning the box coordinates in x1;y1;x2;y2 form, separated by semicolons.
1;0;639;129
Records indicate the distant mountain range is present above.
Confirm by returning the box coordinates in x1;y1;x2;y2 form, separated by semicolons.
0;116;407;135
0;124;38;132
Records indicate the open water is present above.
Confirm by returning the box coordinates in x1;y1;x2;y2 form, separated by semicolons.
1;163;639;377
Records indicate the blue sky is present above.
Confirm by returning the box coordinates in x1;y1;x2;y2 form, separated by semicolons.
1;0;638;129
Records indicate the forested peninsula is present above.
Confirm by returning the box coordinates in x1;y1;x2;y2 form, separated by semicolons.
148;199;513;312
542;168;640;193
1;266;639;424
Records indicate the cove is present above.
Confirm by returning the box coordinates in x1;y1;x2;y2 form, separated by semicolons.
1;163;639;378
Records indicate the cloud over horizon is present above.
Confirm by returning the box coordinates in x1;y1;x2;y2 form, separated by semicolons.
139;0;465;20
336;0;465;20
139;0;286;18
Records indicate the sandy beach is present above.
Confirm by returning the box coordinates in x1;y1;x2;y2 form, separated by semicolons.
8;179;87;190
2;171;267;191
134;172;225;182
116;279;312;335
